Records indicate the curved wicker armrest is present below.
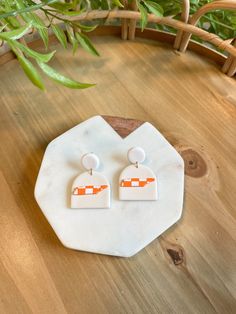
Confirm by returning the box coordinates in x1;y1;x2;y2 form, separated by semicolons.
62;10;236;57
179;0;236;53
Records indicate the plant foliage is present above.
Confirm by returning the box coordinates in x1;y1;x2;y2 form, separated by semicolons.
0;0;235;90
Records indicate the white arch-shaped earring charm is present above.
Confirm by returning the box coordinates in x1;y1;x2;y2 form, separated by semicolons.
71;153;110;209
119;147;157;201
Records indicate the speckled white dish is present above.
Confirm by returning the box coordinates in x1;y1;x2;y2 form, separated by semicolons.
34;116;184;257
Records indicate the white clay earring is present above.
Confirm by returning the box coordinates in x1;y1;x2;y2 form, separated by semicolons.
119;147;157;201
71;153;110;209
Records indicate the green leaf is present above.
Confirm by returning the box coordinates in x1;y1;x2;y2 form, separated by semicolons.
17;55;44;90
0;23;31;40
4;0;11;11
0;0;57;19
37;61;95;89
90;0;101;10
66;25;78;55
48;2;73;11
4;17;21;29
144;1;163;17
16;0;35;25
15;0;26;10
9;40;55;63
19;12;47;30
75;23;98;33
2;2;21;28
29;13;49;48
0;24;7;32
57;10;85;17
112;0;124;8
72;0;82;10
100;0;109;10
190;0;199;5
229;15;236;24
75;32;100;56
51;24;67;49
72;40;79;55
38;26;48;48
65;24;74;43
137;2;148;31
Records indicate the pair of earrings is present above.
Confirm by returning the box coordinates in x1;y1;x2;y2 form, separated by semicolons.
71;147;157;209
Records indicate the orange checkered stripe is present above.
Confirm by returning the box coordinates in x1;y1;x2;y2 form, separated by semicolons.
120;178;155;188
73;185;108;196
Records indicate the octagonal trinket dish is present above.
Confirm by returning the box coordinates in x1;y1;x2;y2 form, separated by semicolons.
34;116;184;257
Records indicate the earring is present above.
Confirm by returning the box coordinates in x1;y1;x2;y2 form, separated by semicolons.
119;147;157;201
71;153;110;209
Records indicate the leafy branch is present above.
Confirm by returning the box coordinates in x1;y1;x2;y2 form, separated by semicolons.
0;0;58;19
0;0;101;90
0;1;235;90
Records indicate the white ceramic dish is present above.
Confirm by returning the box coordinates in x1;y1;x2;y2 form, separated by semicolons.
34;116;184;257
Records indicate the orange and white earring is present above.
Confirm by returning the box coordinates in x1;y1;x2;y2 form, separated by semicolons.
71;153;110;209
119;147;157;201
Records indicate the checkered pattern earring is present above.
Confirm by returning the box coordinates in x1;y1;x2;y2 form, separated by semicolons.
119;147;157;201
71;153;110;209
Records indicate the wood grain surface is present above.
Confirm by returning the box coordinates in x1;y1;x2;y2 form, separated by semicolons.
0;35;236;314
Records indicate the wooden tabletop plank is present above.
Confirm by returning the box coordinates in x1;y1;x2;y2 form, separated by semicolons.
0;36;235;313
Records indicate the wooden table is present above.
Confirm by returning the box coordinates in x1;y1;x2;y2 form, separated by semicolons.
0;35;236;313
